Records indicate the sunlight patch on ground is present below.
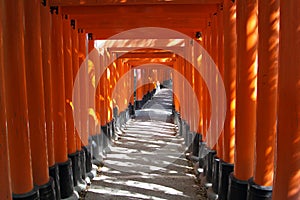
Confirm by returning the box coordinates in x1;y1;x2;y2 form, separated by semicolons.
88;187;167;200
101;179;188;197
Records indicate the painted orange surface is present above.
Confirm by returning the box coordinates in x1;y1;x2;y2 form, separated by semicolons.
234;0;258;181
273;1;300;199
51;10;68;162
2;0;34;194
63;16;77;154
24;0;49;186
222;0;236;164
0;5;12;198
41;3;56;167
254;0;279;187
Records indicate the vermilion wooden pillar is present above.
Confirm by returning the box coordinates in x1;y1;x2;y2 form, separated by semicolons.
228;0;258;199
24;0;48;184
41;3;61;199
51;7;74;199
173;58;180;112
78;29;89;147
218;1;236;199
24;0;55;198
88;34;96;138
63;15;85;190
99;56;107;126
71;22;82;151
40;2;55;172
212;6;225;194
210;12;219;189
2;0;36;197
51;7;68;165
78;29;93;176
129;64;135;104
63;15;77;156
202;28;209;142
72;24;88;189
0;9;12;199
217;6;224;160
273;1;300;200
136;69;144;109
211;12;219;152
248;0;279;199
222;0;236;167
205;20;213;149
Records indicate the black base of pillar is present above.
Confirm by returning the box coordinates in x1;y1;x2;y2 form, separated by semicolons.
212;157;220;193
39;177;56;200
247;178;272;200
58;159;74;199
192;133;201;157
218;160;234;200
101;125;108;151
203;154;208;176
91;134;103;162
228;173;248;200
83;146;92;173
111;119;115;139
49;164;60;200
68;151;81;187
80;148;86;180
206;150;216;183
135;100;143;110
13;187;39;200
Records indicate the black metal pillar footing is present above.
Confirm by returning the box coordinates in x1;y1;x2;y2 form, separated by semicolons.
49;164;60;200
68;151;81;187
39;177;56;200
79;148;86;180
13;187;39;200
247;178;272;200
192;133;201;157
111;119;115;139
58;159;74;199
206;150;216;183
101;125;108;151
228;173;248;200
212;156;220;193
218;160;234;200
83;146;92;173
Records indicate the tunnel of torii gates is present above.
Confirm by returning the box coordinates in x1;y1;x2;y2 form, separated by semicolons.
0;0;300;200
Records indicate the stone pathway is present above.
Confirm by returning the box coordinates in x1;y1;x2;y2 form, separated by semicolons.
83;89;206;199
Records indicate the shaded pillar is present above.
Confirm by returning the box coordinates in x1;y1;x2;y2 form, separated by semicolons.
51;7;74;199
272;1;300;200
63;15;77;158
40;3;60;199
78;29;93;175
0;8;12;198
78;29;89;148
63;15;83;191
1;0;37;198
24;0;55;198
218;1;236;199
71;20;87;190
87;33;96;138
228;0;258;199
71;22;82;152
248;0;279;199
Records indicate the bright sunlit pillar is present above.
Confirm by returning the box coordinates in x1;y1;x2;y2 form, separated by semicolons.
273;1;300;200
249;0;279;197
228;0;258;199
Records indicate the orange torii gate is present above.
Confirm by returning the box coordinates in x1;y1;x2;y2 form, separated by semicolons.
1;0;300;199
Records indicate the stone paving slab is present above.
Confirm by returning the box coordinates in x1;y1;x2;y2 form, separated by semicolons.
83;89;206;199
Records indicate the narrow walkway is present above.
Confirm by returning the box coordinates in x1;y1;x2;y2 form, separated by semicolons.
85;89;204;199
